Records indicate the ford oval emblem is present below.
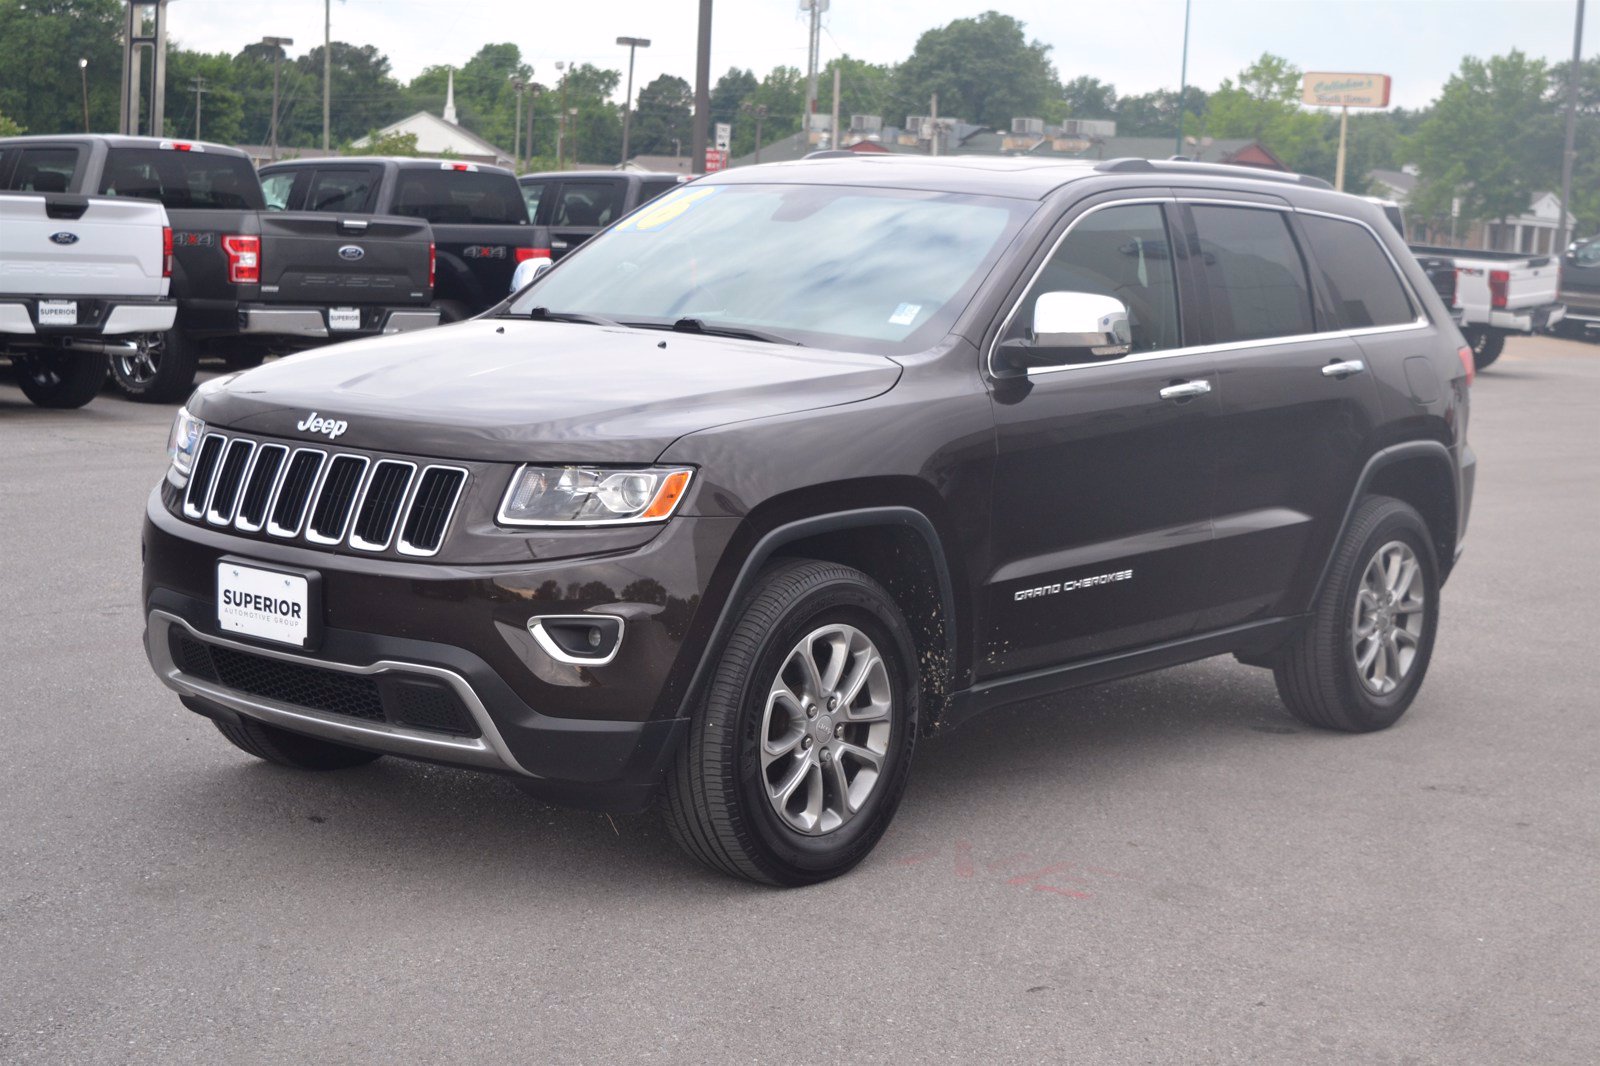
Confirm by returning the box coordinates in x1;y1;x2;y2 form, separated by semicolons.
49;232;79;245
338;245;365;262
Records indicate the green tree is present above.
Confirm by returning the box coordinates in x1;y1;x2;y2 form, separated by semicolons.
361;130;420;156
889;11;1058;127
292;42;407;145
1114;88;1207;138
630;73;693;157
1060;76;1118;120
1204;53;1336;177
164;49;248;144
1410;51;1553;227
0;0;124;134
819;55;895;128
0;110;22;136
710;67;759;129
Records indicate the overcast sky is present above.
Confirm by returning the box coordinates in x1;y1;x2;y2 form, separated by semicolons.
164;0;1592;113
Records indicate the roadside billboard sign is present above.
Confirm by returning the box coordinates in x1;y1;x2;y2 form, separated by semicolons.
1302;72;1392;108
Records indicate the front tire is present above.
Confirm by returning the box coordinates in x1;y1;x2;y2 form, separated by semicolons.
1273;496;1440;732
665;559;919;886
109;328;199;403
213;716;384;771
13;351;107;408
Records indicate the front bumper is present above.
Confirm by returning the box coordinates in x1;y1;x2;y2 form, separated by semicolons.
238;304;441;340
142;490;741;811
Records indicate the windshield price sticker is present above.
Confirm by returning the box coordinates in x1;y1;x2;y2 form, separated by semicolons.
617;186;720;233
217;562;310;646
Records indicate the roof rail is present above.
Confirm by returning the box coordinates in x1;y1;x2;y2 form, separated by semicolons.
803;150;858;160
1095;157;1334;191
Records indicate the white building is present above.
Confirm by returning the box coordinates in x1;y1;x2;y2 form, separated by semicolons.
1368;166;1575;254
352;71;514;168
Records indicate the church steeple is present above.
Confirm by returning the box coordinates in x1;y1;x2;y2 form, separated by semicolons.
444;69;459;126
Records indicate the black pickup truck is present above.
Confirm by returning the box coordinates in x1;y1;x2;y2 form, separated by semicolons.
0;135;438;402
517;169;688;260
259;158;542;320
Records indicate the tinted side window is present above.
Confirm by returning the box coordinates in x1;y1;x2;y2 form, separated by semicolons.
1189;205;1315;343
554;181;623;227
11;147;78;192
1300;214;1415;329
638;177;681;205
392;169;529;225
260;171;299;211
519;180;547;221
305;168;378;213
0;148;19;189
1012;203;1182;354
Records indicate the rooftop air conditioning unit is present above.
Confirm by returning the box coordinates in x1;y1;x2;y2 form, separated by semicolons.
1060;118;1116;139
1011;116;1045;135
851;114;883;132
905;115;929;134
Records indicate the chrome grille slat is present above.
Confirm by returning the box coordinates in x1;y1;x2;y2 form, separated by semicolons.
349;460;417;552
305;455;369;545
205;439;256;526
180;433;467;556
397;466;469;557
182;434;226;519
234;445;288;533
266;449;327;539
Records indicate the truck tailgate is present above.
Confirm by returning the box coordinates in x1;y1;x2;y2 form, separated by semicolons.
0;193;169;299
258;213;433;307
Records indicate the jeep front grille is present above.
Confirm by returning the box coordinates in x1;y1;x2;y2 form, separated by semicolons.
182;432;468;557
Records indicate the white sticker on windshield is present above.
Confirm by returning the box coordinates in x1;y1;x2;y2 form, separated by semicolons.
889;302;922;326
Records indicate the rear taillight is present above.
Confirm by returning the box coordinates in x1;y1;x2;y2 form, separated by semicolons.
221;235;260;285
1457;344;1475;386
428;242;436;289
515;247;551;263
161;226;173;278
1489;269;1509;309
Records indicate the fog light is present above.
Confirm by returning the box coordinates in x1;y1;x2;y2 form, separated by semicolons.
527;615;625;666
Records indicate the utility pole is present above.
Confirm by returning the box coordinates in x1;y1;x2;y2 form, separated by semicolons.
262;35;294;161
802;0;826;116
322;0;331;151
1174;0;1191;157
830;65;841;150
80;59;91;132
190;75;209;139
929;92;938;156
555;61;570;167
691;0;712;172
741;100;767;162
1334;105;1349;191
617;36;651;166
1557;0;1586;254
512;79;525;170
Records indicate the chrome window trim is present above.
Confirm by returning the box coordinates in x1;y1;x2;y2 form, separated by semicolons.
527;614;627;667
182;433;227;519
147;610;531;776
985;196;1431;380
347;459;419;553
495;465;696;528
265;447;329;540
304;454;371;546
233;443;289;534
204;438;256;527
395;465;470;558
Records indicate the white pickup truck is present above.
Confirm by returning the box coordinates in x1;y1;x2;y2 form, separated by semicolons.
1409;244;1564;369
1;192;177;407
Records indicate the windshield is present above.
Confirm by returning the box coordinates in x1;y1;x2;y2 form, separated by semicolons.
505;182;1032;352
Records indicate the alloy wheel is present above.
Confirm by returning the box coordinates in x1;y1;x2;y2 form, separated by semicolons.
114;334;163;387
1350;540;1427;696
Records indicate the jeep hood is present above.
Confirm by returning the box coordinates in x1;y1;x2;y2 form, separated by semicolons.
190;319;902;463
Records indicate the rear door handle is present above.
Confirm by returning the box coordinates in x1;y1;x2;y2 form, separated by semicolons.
1321;359;1366;378
1159;380;1212;401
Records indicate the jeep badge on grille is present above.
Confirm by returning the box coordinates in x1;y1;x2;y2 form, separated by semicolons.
296;412;349;439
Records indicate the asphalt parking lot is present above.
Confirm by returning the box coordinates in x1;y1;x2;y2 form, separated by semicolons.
1;335;1597;1063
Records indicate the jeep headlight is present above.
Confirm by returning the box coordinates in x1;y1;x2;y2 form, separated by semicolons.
498;465;694;526
166;406;206;488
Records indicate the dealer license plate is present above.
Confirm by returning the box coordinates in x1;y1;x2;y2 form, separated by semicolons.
328;307;361;331
37;300;77;326
217;561;310;646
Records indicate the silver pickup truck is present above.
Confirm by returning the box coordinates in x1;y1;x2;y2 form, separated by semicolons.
1;191;176;407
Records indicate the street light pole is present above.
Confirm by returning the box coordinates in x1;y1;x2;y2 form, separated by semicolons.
617;36;651;166
79;58;91;132
262;35;294;162
322;0;331;151
1174;0;1191;157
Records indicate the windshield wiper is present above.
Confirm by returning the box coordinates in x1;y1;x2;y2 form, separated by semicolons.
626;317;803;346
523;306;624;328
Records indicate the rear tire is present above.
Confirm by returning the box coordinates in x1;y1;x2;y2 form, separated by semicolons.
1464;327;1505;370
1273;496;1440;733
664;559;919;886
13;351;107;408
110;328;199;403
213;716;384;771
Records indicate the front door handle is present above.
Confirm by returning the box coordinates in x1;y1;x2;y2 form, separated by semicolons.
1159;380;1212;401
1321;359;1366;378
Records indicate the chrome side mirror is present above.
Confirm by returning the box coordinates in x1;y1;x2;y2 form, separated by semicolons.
998;291;1132;370
510;256;553;293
